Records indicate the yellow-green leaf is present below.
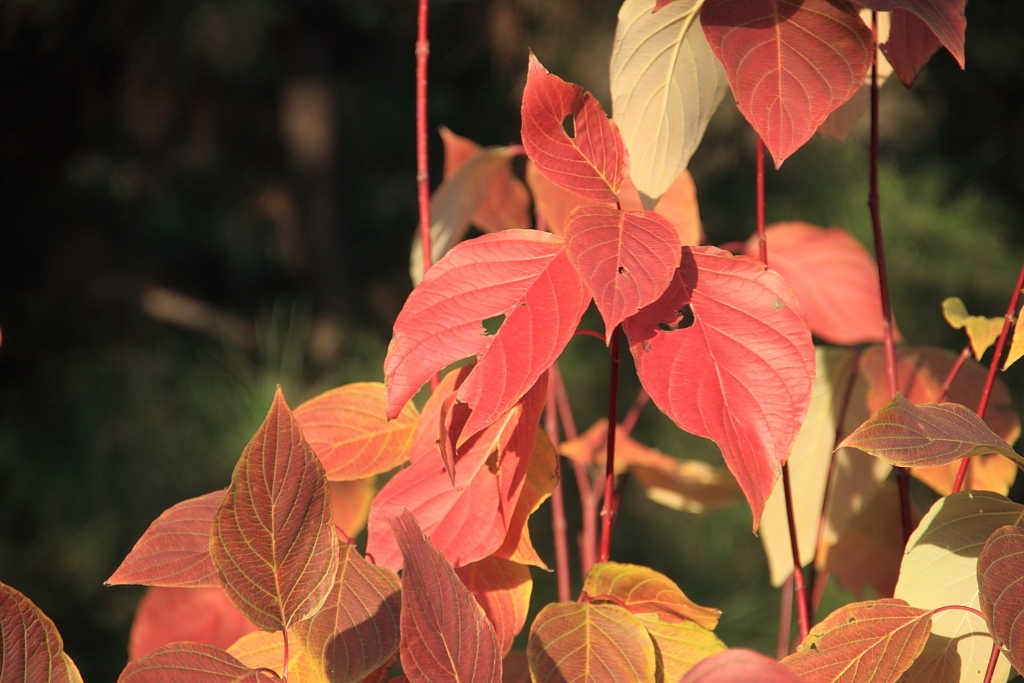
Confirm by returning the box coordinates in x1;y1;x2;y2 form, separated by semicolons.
635;614;725;683
942;297;1005;360
1003;312;1024;370
582;562;720;630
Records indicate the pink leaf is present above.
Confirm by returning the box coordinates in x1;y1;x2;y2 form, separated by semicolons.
680;649;804;683
118;643;280;683
881;9;943;87
521;53;628;201
384;230;590;439
565;205;680;341
701;0;873;166
389;510;501;683
858;0;965;68
653;0;679;10
623;246;815;529
107;491;225;588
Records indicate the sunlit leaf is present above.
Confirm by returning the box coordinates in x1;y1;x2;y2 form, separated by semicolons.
527;602;656;683
610;0;727;202
582;562;720;629
117;643;281;683
521;53;628;201
0;580;82;683
895;491;1019;683
456;557;532;656
107;490;225;588
978;524;1024;673
226;631;319;683
492;429;558;569
941;297;1004;361
857;0;965;69
636;614;724;683
295;383;419;481
1004;312;1024;370
623;246;815;529
881;9;942;86
781;599;931;683
390;510;501;683
211;387;338;631
701;0;873;166
678;649;803;683
328;478;375;540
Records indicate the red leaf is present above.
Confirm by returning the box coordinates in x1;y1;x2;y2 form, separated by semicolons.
0;581;81;683
128;586;259;661
118;643;281;683
977;525;1024;673
679;649;804;683
107;490;225;588
521;53;628;201
384;230;589;439
701;0;873;166
294;382;419;481
881;9;943;87
653;0;678;11
367;378;547;571
859;0;965;68
565;205;680;341
389;510;502;683
455;557;533;656
743;222;888;345
211;388;339;631
623;247;815;529
406;366;472;465
491;428;559;568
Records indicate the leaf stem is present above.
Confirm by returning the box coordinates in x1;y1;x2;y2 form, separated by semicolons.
599;325;622;563
546;372;572;602
756;137;767;266
777;574;794;659
620;388;649;436
937;344;972;403
930;604;986;620
281;629;290;683
415;0;438;391
983;642;1002;683
952;261;1024;493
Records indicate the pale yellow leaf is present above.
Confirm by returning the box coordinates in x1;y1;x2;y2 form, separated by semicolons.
942;297;971;328
610;0;727;203
635;614;725;683
942;297;1004;360
1004;312;1024;370
227;630;323;683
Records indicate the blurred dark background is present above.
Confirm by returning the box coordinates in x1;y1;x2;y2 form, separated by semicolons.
1;0;1023;679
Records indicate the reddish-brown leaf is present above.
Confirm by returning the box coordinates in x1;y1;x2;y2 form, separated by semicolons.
782;599;932;683
384;230;590;440
389;510;501;683
455;557;533;656
743;222;888;345
881;9;942;87
565;205;680;341
701;0;873;166
492;429;559;568
679;649;804;683
839;393;1021;469
128;586;259;661
107;491;225;588
623;246;815;529
582;562;721;629
858;0;965;68
527;602;656;682
294;544;402;683
978;524;1024;673
294;382;419;481
117;643;281;683
367;378;547;571
521;53;628;201
211;388;338;631
0;581;81;683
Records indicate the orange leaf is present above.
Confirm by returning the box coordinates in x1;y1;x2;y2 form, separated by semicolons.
456;557;533;656
328;477;375;540
492;429;558;569
226;631;319;683
583;562;721;629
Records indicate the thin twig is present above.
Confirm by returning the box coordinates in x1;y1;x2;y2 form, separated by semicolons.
937;344;972;402
599;326;622;563
620;388;649;436
546;375;572;602
415;0;438;391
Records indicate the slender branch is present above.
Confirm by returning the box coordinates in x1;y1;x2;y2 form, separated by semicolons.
415;0;438;391
599;326;622;563
620;388;649;436
777;574;794;659
574;329;607;343
546;375;572;602
937;344;972;402
930;604;986;620
553;363;598;577
952;261;1024;493
983;642;1002;683
756;137;767;266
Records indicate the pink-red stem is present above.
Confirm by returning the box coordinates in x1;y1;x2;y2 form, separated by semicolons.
415;0;438;391
546;375;572;602
937;344;972;403
777;574;794;659
620;388;649;436
599;326;622;563
756;137;767;265
553;364;598;577
983;642;1002;683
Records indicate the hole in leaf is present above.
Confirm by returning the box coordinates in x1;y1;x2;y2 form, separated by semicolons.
809;642;818;651
482;314;506;336
657;304;695;332
847;616;856;623
562;115;575;139
617;266;626;275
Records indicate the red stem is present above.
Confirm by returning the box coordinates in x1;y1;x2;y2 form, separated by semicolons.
415;0;438;392
620;388;649;436
983;642;1001;683
574;329;606;343
546;376;572;602
282;629;290;682
756;137;767;266
937;344;972;402
599;326;622;563
952;261;1024;493
777;574;794;659
930;604;986;620
553;364;598;576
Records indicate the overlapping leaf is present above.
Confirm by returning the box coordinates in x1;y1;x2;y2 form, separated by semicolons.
117;643;281;683
701;0;873;166
623;246;815;528
521;53;628;201
858;0;966;68
978;524;1024;673
211;388;338;632
108;490;225;588
824;482;906;599
942;297;1003;361
881;9;942;86
384;230;589;440
636;614;724;682
0;581;82;683
492;429;559;568
455;557;533;655
564;205;680;340
610;0;728;201
327;478;375;540
679;649;802;683
295;383;418;481
582;562;721;629
894;491;1019;683
127;586;259;661
227;631;319;683
527;602;656;683
390;511;501;683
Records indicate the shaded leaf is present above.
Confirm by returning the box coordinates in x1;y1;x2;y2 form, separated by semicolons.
456;557;533;656
128;586;259;662
564;205;680;340
858;0;966;68
744;223;888;345
623;246;815;529
107;490;225;588
384;230;590;440
648;171;702;247
701;0;873;166
881;9;943;87
389;510;501;683
211;388;338;631
635;614;724;683
521;53;628;201
610;0;727;201
895;491;1019;683
978;524;1024;673
492;429;559;568
328;478;375;540
527;602;656;683
781;599;931;683
294;544;402;683
941;297;1003;361
582;562;720;630
524;160;585;237
679;648;803;683
227;631;319;683
502;652;532;683
295;383;419;481
0;580;81;683
117;643;281;683
406;366;472;465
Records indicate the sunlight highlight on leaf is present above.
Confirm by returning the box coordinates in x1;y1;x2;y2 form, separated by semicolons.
941;297;1003;361
582;562;721;629
227;631;319;683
